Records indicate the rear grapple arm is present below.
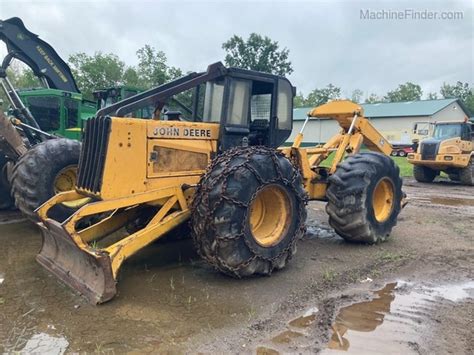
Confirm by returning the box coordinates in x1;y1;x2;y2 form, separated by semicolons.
281;100;393;200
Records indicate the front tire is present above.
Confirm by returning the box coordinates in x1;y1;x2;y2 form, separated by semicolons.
448;172;460;182
413;165;437;183
459;158;473;185
191;146;307;277
11;138;83;222
326;152;403;244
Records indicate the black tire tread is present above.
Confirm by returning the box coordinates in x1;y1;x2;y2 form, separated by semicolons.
191;146;307;278
413;165;436;183
459;158;473;186
11;138;81;221
326;152;403;244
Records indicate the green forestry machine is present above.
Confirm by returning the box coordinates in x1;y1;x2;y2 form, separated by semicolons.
0;17;143;219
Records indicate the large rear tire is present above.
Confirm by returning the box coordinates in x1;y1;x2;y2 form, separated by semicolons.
459;158;473;186
413;165;437;183
191;146;307;277
11;138;84;222
0;155;14;210
326;152;403;244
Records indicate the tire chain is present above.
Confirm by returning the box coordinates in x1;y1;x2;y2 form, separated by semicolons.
190;146;308;277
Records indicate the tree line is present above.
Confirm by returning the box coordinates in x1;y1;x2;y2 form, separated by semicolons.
2;33;473;114
294;81;474;113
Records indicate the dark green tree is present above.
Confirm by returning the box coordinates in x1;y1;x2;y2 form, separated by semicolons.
440;81;471;100
305;84;341;107
440;81;473;114
222;33;293;76
465;95;474;115
68;52;126;98
293;92;307;107
365;93;383;104
122;67;141;88
0;61;40;106
351;89;364;103
384;82;422;102
68;46;182;99
136;45;181;88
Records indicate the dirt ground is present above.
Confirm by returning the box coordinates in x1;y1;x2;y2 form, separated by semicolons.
0;178;473;354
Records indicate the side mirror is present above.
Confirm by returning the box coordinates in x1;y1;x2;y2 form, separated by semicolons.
412;123;418;134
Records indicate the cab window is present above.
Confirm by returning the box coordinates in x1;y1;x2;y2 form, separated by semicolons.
203;80;224;122
433;124;463;140
461;123;472;141
27;96;60;131
277;79;293;130
251;81;273;122
227;79;251;126
64;98;79;128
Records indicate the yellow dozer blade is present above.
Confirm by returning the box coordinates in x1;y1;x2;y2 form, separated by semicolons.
35;188;190;304
37;219;116;303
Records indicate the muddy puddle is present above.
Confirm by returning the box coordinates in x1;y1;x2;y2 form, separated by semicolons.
258;280;474;354
408;193;474;209
429;196;474;207
0;220;262;353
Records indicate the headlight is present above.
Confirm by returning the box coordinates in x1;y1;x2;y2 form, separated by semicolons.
407;154;414;159
444;156;453;161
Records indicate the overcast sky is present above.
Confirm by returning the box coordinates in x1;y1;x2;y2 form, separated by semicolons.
1;0;472;99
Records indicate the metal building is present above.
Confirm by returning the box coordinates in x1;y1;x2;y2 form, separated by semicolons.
289;98;470;145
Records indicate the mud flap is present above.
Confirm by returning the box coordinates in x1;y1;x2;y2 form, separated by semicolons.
36;219;117;304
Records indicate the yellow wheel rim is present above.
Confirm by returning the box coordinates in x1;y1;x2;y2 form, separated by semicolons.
249;185;291;247
372;177;395;223
54;166;90;209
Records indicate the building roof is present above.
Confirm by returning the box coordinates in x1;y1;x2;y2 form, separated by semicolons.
362;98;460;118
294;98;467;120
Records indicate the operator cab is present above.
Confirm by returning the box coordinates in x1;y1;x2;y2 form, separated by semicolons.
202;69;294;149
432;122;473;141
97;62;295;150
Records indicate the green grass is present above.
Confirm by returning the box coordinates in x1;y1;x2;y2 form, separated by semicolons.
391;156;413;177
377;250;409;262
322;268;337;283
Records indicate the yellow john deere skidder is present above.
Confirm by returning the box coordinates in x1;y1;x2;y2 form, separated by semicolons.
35;62;403;303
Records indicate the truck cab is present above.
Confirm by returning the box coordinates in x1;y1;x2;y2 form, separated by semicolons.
407;120;474;184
